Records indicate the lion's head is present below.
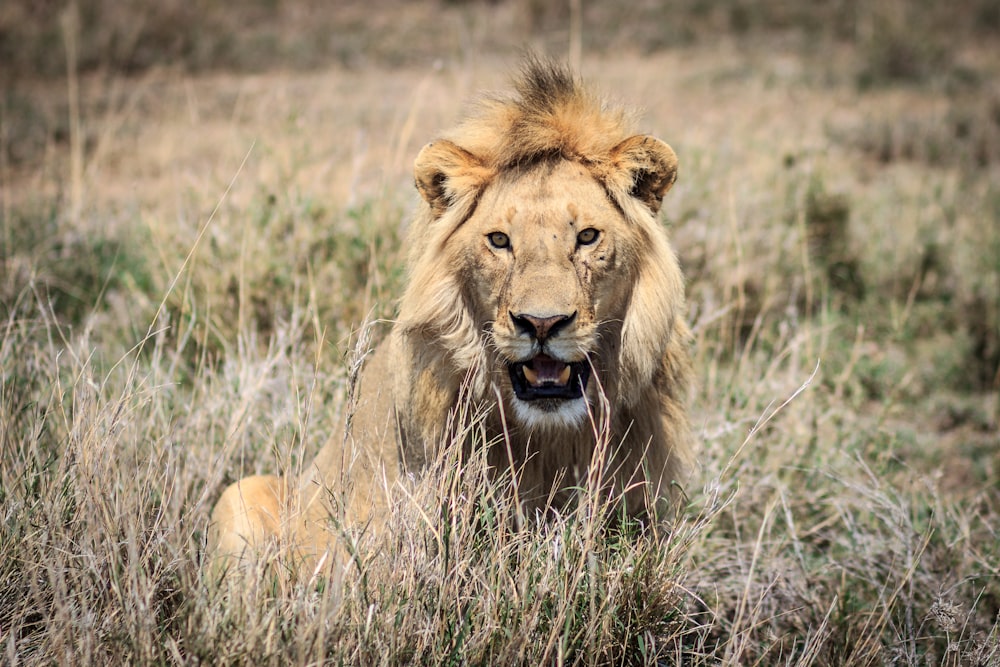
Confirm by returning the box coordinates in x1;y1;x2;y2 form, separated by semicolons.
396;59;688;446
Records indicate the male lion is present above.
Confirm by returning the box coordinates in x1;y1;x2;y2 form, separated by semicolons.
209;59;694;571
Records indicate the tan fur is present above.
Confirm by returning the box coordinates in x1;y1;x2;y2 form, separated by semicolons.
209;58;694;575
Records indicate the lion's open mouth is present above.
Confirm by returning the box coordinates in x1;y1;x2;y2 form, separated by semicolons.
507;354;590;401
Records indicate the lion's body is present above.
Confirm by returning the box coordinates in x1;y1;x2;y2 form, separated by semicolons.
209;59;694;573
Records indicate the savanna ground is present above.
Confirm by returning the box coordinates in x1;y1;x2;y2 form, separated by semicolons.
2;1;999;664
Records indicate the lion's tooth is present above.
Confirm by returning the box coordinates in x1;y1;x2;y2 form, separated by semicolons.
558;365;571;385
522;365;539;386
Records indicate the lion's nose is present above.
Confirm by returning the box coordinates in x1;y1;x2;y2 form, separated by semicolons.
510;312;576;341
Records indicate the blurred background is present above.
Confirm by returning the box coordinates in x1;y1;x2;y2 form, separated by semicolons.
2;0;998;78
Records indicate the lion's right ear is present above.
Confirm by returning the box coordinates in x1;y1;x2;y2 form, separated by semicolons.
414;140;493;218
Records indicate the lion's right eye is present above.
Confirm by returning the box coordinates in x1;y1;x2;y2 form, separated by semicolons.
487;231;510;249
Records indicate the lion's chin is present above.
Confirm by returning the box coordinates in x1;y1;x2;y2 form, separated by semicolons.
510;396;590;431
504;354;592;429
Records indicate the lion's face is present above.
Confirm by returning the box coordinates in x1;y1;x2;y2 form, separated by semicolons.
405;117;681;436
456;160;637;428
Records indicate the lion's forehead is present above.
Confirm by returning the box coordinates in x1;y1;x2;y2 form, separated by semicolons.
508;213;580;246
479;160;615;223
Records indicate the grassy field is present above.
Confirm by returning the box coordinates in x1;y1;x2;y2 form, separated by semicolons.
2;1;999;664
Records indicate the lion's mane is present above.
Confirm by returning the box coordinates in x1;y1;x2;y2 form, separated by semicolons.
396;57;694;510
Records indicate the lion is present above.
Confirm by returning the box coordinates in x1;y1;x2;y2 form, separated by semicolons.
209;58;694;573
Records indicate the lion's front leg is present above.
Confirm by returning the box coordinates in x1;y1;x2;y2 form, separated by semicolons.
208;474;287;572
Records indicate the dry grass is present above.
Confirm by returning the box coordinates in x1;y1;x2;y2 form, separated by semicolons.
2;3;1000;664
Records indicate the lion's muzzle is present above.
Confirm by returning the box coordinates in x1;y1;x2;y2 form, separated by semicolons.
510;312;576;341
508;354;591;401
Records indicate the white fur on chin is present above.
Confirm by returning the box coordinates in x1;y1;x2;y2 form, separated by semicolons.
511;396;589;431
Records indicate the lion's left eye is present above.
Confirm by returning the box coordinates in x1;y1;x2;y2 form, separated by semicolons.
577;228;600;245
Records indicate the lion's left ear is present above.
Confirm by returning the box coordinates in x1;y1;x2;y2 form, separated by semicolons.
607;135;678;214
414;140;493;219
